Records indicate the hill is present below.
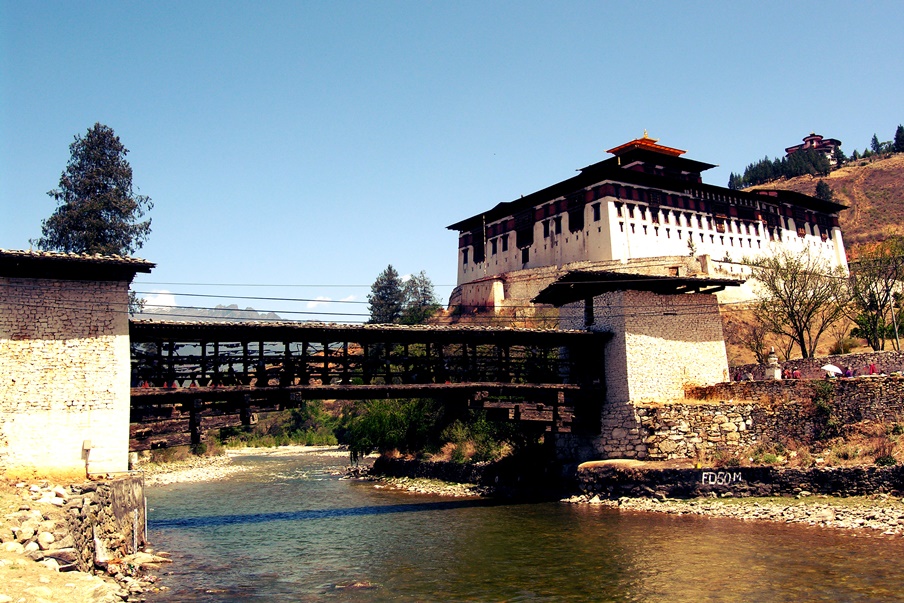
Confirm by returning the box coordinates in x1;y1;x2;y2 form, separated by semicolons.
138;303;282;322
748;153;904;252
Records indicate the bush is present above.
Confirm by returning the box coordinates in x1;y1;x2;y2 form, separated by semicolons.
342;398;445;458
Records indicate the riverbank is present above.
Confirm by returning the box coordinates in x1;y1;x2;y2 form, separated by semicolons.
0;479;166;602
135;454;247;486
563;492;904;536
135;445;364;486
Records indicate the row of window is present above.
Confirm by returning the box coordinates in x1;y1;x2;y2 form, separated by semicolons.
463;199;835;267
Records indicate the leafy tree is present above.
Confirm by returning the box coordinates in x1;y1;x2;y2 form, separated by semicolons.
851;149;861;160
871;134;881;154
894;125;904;153
747;248;849;358
815;180;834;203
36;123;152;255
845;237;904;351
367;265;406;324
400;271;441;324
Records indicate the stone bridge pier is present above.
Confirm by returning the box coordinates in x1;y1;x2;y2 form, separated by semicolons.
535;277;737;469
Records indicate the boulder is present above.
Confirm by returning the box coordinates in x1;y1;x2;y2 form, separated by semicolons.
37;531;55;550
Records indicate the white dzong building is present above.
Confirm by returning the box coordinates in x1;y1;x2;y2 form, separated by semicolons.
447;134;848;311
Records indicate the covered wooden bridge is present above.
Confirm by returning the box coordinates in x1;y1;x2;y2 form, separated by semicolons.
129;320;610;451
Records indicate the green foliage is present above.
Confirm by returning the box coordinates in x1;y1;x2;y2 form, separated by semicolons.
828;336;858;355
35;123;152;255
734;148;831;188
815;180;833;202
871;133;882;154
342;398;445;458
875;455;897;466
218;403;339;448
811;381;840;440
368;266;441;325
833;146;846;165
400;270;442;324
367;265;406;324
895;125;904;154
440;411;513;463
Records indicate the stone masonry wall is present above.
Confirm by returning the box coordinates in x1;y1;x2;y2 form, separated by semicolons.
555;290;730;465
555;376;904;465
731;350;904;381
0;277;131;476
0;475;146;572
577;464;904;499
590;376;904;462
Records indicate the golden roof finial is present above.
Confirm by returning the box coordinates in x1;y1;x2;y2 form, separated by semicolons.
643;129;649;139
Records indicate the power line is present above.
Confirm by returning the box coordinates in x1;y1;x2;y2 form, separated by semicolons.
134;291;369;305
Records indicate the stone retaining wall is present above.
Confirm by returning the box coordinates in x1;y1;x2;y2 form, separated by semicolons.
731;350;904;381
577;463;904;499
555;376;904;464
1;475;146;573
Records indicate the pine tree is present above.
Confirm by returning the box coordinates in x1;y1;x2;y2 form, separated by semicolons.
894;125;904;153
36;123;152;255
815;180;834;202
367;265;406;324
871;133;881;154
833;146;846;166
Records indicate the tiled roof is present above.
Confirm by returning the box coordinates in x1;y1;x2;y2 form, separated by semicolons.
0;248;155;269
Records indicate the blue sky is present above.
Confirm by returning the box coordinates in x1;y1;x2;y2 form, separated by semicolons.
2;1;902;320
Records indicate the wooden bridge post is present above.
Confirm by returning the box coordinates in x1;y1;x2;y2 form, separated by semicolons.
190;398;204;448
320;341;330;385
200;340;207;386
240;394;258;427
299;342;310;385
213;341;221;386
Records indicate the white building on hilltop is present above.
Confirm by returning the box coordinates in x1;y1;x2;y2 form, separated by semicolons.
447;134;848;311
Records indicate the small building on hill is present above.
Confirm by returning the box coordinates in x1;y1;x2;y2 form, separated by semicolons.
0;249;154;478
447;133;848;312
785;132;842;161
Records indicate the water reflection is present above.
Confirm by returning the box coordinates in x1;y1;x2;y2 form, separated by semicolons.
146;454;904;603
150;498;500;530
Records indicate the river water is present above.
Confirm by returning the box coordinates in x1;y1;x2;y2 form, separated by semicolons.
145;450;904;602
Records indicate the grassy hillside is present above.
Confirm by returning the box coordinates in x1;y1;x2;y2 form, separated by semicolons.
748;153;904;253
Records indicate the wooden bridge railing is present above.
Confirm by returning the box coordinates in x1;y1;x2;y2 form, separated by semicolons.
129;320;609;451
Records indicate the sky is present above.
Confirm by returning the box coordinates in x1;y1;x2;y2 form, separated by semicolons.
2;1;902;321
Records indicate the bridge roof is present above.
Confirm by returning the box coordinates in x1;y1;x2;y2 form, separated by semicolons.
0;248;155;281
532;270;744;306
130;319;602;344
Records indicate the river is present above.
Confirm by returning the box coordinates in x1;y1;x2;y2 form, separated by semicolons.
145;450;904;602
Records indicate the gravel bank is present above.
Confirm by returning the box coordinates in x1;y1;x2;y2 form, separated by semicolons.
563;492;904;536
135;455;249;486
374;476;491;497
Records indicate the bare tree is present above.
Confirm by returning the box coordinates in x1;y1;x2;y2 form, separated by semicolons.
747;248;848;358
846;237;904;351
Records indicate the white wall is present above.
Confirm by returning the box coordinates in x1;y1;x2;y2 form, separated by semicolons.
0;277;131;478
